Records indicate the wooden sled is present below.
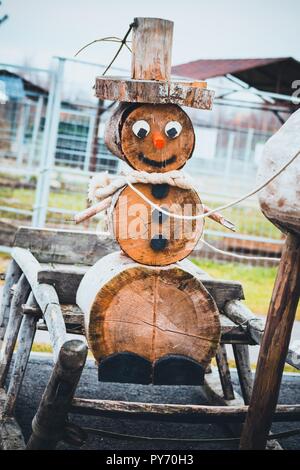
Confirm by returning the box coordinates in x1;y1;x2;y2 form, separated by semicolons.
0;227;299;450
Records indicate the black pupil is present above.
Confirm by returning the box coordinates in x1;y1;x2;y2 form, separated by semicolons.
167;127;177;138
137;128;147;138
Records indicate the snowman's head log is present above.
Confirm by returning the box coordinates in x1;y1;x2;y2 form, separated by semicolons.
105;102;195;172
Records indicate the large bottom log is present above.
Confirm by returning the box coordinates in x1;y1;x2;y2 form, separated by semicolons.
77;251;221;382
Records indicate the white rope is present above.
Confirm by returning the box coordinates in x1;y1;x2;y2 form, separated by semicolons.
200;237;281;262
125;148;300;221
89;170;194;203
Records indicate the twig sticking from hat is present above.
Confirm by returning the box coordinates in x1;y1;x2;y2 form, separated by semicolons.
74;22;135;75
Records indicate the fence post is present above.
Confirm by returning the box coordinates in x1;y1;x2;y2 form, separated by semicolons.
242;128;254;175
27;95;43;173
83;112;96;172
16;101;30;166
32;57;65;227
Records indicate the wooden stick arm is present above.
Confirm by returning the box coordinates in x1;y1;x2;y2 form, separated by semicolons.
203;205;236;232
74;197;236;231
74;197;112;224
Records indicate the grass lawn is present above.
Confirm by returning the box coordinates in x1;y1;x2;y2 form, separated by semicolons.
0;185;86;217
192;258;300;321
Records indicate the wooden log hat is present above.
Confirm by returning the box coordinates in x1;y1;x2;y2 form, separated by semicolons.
99;17;214;172
95;17;215;110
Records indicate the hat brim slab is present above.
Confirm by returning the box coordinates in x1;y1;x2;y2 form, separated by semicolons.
95;76;215;110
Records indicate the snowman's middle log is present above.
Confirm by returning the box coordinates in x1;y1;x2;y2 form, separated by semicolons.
110;182;204;266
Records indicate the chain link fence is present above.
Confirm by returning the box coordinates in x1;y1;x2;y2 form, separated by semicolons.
0;57;289;264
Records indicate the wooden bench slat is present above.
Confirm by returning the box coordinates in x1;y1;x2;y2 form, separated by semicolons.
70;396;300;423
14;227;118;265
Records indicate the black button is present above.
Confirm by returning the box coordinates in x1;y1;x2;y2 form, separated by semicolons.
150;235;168;251
151;183;169;199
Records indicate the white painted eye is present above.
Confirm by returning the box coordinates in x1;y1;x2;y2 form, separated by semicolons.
132;120;150;138
165;121;182;139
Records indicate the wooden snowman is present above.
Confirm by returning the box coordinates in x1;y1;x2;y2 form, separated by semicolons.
77;18;221;385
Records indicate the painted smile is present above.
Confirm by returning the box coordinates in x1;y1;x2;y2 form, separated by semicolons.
138;153;177;168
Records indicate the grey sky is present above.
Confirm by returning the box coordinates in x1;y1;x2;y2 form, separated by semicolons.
0;0;299;72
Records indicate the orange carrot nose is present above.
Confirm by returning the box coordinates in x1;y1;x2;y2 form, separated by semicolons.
152;132;165;149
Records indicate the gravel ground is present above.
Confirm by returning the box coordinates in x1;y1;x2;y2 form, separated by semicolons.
8;354;300;451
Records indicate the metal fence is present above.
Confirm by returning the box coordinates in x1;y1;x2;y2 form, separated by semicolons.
0;57;289;263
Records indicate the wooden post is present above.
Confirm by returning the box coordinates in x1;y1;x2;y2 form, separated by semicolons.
131;18;174;81
0;260;22;341
215;344;235;401
0;274;31;387
240;233;300;449
232;344;253;405
26;339;87;450
3;294;39;416
89;99;104;173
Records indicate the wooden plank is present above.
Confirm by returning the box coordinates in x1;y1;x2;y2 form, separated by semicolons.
38;264;87;304
223;236;283;256
215;344;235;400
14;226;118;265
70;397;300;423
4;294;38;416
219;314;251;343
224;299;264;344
95;76;214;110
11;247;67;359
232;344;253;405
26;340;87;450
240;233;300;449
0;274;31;387
0;260;22;341
224;299;300;369
202;279;244;309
